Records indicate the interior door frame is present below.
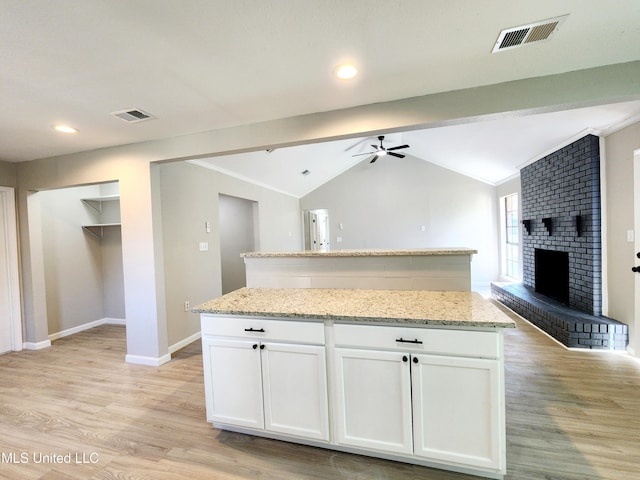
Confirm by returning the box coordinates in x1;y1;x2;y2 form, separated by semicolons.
633;150;640;358
0;186;23;352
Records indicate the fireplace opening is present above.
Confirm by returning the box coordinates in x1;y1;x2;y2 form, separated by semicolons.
535;249;569;304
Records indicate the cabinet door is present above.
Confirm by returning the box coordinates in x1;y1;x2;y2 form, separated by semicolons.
261;343;329;441
202;337;264;429
333;348;413;454
411;354;502;470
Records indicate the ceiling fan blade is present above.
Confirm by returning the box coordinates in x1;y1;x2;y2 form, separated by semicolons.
388;152;405;158
352;151;377;157
344;137;373;152
369;155;379;163
387;144;410;151
371;144;380;150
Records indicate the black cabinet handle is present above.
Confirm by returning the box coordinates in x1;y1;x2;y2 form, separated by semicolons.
395;337;423;344
413;357;418;364
402;355;408;362
244;328;265;333
260;344;265;350
632;266;640;273
252;344;258;349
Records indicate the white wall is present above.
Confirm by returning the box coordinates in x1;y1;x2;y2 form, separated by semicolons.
158;161;300;348
300;155;499;290
605;121;640;355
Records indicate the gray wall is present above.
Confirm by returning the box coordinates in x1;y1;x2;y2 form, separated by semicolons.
219;194;256;294
300;155;499;290
158;161;300;347
38;183;124;334
605;121;640;355
0;161;16;187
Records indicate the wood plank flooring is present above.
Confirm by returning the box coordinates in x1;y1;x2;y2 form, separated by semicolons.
0;305;639;480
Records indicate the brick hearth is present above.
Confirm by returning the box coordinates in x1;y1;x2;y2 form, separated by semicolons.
492;282;628;350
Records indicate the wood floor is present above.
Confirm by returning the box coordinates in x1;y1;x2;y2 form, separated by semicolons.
0;305;638;480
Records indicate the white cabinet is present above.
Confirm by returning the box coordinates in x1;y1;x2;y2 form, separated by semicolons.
202;337;264;429
411;354;501;470
332;324;504;473
201;316;329;442
200;315;507;479
261;342;328;440
333;348;413;454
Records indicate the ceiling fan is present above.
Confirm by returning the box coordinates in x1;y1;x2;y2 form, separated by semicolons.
352;135;410;163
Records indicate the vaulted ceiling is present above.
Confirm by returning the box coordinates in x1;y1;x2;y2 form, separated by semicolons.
2;1;640;194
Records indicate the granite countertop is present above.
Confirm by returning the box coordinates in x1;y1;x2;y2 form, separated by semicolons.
241;248;478;258
193;288;516;329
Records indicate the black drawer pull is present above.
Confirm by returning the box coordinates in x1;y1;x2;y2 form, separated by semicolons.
395;337;423;344
244;328;265;333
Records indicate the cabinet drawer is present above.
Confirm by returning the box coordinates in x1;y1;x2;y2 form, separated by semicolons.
333;323;498;359
201;315;325;345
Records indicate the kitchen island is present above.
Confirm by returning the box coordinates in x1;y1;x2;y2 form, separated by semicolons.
241;248;477;291
194;288;515;479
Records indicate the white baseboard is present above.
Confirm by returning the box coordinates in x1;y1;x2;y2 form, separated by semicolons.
125;353;172;367
103;318;126;326
48;317;126;341
169;331;201;354
23;340;52;350
49;319;105;341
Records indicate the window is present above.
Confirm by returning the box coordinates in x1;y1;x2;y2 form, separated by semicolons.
502;193;520;279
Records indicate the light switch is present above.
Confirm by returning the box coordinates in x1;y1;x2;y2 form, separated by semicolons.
627;230;635;243
336;236;342;243
205;221;211;233
199;242;209;251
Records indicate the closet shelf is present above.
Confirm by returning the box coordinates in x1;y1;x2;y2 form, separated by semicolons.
82;223;121;239
81;195;120;214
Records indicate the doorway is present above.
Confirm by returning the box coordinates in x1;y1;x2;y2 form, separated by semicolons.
0;187;22;354
303;209;330;252
219;194;258;294
37;182;125;340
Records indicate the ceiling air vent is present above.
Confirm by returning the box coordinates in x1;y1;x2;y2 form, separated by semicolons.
492;15;568;53
111;108;155;123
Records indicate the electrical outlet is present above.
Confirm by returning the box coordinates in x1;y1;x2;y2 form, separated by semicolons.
184;301;190;311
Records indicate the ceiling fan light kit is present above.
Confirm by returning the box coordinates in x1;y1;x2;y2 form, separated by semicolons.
352;135;410;163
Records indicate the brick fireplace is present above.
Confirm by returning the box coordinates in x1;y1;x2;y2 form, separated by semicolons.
521;134;601;316
492;134;628;350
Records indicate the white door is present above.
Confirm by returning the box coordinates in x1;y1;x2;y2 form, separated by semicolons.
634;150;640;357
333;348;413;454
261;342;329;441
411;354;502;470
0;188;21;354
202;337;264;429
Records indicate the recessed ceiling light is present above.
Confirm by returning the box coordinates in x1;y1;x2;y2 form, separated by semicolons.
53;125;78;134
334;64;358;80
